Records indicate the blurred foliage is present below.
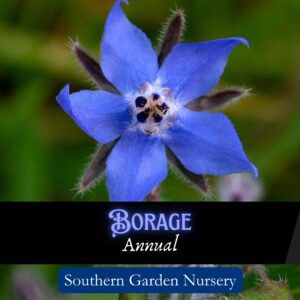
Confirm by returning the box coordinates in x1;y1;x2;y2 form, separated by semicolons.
0;0;300;201
0;265;299;300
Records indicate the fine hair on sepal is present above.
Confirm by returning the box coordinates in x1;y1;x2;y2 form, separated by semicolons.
167;148;210;196
157;8;186;67
243;265;269;283
186;87;252;112
77;142;115;195
68;38;119;94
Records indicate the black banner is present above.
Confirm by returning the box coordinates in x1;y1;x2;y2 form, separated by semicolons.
0;202;299;264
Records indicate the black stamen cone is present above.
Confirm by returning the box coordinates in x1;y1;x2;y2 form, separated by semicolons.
137;109;150;123
153;113;163;123
152;93;160;100
135;96;147;108
157;103;169;114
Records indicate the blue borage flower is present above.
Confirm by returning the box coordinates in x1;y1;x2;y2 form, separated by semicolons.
57;0;258;201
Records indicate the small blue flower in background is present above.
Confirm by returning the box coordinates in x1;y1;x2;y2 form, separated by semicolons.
57;0;257;201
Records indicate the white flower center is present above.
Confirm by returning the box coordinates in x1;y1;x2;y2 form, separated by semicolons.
130;83;177;135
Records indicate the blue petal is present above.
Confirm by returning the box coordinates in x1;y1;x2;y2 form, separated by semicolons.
157;38;249;105
106;130;167;201
100;0;158;95
164;108;258;177
56;84;131;144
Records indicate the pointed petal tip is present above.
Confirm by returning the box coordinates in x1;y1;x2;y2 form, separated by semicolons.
251;163;259;179
110;0;128;16
116;0;128;6
226;37;250;48
158;37;250;105
56;84;70;108
102;0;157;95
56;86;130;144
57;83;70;98
235;37;250;48
60;83;70;92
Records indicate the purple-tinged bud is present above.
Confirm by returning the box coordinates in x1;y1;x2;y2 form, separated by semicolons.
217;174;263;202
10;270;48;300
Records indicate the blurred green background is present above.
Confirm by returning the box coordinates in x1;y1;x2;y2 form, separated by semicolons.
0;0;299;201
